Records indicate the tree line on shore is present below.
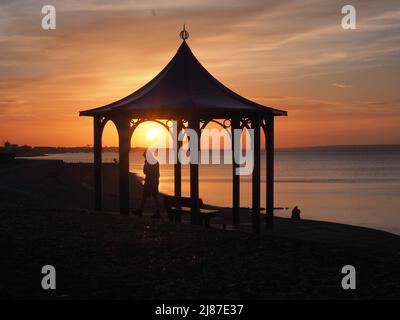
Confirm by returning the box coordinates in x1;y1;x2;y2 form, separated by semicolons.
0;141;123;157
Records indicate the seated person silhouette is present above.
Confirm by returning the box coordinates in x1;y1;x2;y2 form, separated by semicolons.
291;206;301;220
133;149;160;218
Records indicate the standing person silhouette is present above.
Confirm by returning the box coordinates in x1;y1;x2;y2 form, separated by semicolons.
133;149;160;218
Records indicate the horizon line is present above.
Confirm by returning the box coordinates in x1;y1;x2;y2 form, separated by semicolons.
2;143;400;150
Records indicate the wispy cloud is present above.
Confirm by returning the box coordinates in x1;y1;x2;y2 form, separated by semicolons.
333;83;353;89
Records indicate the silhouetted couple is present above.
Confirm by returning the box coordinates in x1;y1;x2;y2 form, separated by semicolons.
133;149;160;218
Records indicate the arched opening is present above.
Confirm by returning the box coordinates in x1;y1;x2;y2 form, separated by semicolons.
101;119;119;211
130;120;173;212
199;120;233;208
238;126;256;210
102;119;119;163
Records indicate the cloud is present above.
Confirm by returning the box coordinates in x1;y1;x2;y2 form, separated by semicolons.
333;83;353;89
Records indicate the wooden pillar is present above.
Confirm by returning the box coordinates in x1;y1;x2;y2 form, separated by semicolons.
252;116;261;233
94;116;102;211
189;118;200;225
231;118;240;225
117;119;131;215
174;120;182;197
266;115;275;229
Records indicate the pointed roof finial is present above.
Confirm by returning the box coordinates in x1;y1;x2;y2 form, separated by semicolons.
180;24;189;41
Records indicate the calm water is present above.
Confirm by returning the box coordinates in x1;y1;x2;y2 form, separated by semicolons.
33;150;400;235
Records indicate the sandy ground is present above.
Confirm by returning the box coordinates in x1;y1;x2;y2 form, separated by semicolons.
0;159;399;299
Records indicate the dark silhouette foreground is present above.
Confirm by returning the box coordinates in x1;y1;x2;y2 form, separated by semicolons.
1;160;399;299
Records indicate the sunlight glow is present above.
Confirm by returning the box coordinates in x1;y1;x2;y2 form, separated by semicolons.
146;128;159;141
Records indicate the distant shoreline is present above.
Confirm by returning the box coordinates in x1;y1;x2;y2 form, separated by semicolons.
4;144;400;158
278;144;400;152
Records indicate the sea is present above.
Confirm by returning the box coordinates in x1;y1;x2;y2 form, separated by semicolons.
29;149;400;235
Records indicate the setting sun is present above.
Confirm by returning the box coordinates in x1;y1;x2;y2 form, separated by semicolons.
146;128;159;141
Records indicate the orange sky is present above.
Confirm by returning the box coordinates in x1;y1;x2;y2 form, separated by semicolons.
1;0;400;148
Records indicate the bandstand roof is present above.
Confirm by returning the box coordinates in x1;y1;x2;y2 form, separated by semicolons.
80;35;287;119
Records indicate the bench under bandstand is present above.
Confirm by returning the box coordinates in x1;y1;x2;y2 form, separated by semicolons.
79;27;287;232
